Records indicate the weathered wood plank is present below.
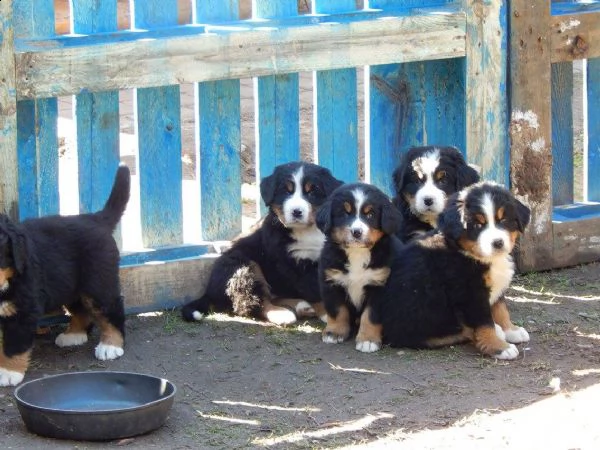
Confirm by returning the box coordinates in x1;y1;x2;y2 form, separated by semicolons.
134;0;184;248
72;1;121;214
14;0;59;220
550;62;574;206
552;213;600;269
15;10;467;99
588;57;600;202
0;0;20;219
313;0;358;182
509;0;554;272
550;11;600;63
464;0;508;185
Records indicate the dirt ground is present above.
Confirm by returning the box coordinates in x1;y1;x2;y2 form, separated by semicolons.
1;260;600;449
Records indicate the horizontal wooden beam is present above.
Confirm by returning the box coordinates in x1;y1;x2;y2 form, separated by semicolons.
15;9;466;99
550;11;600;63
552;215;600;269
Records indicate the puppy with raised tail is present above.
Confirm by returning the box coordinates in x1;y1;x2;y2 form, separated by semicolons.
0;166;130;386
316;183;402;353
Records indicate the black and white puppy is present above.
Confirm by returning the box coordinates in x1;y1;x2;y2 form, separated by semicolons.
316;183;402;352
181;161;343;325
0;166;130;386
392;146;480;242
380;182;530;360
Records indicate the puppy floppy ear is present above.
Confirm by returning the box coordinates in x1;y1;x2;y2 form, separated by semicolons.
316;199;333;235
259;172;277;207
437;197;466;242
318;167;344;196
381;203;402;235
0;215;27;274
453;150;480;190
514;197;531;232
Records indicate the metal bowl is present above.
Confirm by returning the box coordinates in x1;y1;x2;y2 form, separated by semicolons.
14;371;176;441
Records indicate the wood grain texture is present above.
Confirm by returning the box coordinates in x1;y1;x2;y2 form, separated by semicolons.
550;11;600;63
550;62;574;206
0;0;19;219
552;215;600;269
509;0;553;271
15;10;467;99
588;57;600;202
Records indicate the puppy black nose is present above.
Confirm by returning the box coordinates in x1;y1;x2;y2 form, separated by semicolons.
423;197;434;206
352;228;363;239
492;239;504;250
292;209;303;218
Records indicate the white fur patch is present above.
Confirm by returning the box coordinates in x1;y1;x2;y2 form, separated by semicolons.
494;324;506;341
356;340;381;353
95;343;124;361
295;301;315;316
496;343;519;360
0;301;17;317
478;193;512;258
0;281;9;294
288;225;325;262
411;149;446;218
326;248;390;310
282;166;311;227
192;311;205;321
0;367;25;387
55;332;88;347
265;308;297;326
322;334;345;344
487;254;515;305
505;327;530;344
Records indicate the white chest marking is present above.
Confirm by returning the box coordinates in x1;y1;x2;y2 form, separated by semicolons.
0;301;17;317
288;226;325;262
487;254;515;305
326;248;390;309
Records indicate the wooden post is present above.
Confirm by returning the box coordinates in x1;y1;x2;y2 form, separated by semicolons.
0;0;19;219
509;0;554;271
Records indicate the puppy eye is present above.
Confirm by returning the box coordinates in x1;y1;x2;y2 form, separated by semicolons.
474;223;484;229
363;206;375;219
343;202;352;215
304;182;313;193
436;170;447;183
285;181;294;194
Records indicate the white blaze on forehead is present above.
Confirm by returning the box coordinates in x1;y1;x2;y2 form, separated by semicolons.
477;192;511;259
480;192;496;226
412;149;440;179
351;188;369;232
283;166;311;227
412;149;445;217
292;166;304;197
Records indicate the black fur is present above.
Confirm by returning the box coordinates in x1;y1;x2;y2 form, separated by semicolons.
392;146;480;242
181;161;343;323
317;183;403;351
379;182;530;359
0;166;130;385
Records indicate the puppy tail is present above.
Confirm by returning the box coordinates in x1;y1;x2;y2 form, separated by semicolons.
181;295;212;322
98;165;131;230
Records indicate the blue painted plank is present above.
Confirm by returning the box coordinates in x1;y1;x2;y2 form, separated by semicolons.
588;58;600;201
254;0;300;208
314;0;358;183
195;2;242;240
133;0;183;248
72;1;120;214
120;244;212;266
551;62;574;206
13;0;59;220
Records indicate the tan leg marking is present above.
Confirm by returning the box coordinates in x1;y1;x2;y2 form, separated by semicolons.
426;327;472;348
474;325;511;356
491;299;516;331
356;307;382;345
81;296;124;348
323;304;351;342
0;348;31;374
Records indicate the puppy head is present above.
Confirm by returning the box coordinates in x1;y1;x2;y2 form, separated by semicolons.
260;162;343;229
316;183;400;249
393;146;480;226
438;182;531;261
0;215;27;292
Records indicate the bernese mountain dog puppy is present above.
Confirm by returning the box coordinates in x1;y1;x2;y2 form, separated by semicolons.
181;161;343;325
379;182;530;360
392;146;480;243
316;183;402;353
0;166;130;386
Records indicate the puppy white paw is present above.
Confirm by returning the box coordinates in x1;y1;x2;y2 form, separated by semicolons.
322;333;346;344
0;367;25;386
504;326;530;344
355;340;381;353
295;301;315;317
494;323;506;341
55;332;88;347
319;314;328;323
95;343;124;361
191;311;205;321
495;343;519;360
265;308;297;326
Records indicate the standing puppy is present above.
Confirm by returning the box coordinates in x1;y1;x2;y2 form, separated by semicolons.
317;183;402;352
181;162;343;325
380;182;530;359
392;146;480;242
0;166;130;386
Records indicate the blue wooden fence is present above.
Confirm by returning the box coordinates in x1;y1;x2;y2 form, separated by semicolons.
0;0;599;311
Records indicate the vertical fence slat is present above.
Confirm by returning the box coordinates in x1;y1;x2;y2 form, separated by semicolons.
551;62;574;206
366;0;459;195
195;2;241;240
14;0;59;220
464;0;508;185
588;58;600;202
0;0;19;219
72;1;120;214
254;0;300;187
313;0;358;183
133;0;183;248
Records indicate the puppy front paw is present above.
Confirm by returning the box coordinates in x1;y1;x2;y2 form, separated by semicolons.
264;307;297;326
95;343;124;361
504;326;530;344
494;323;506;341
355;340;381;353
55;332;88;347
0;367;25;386
495;343;519;360
322;330;347;344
